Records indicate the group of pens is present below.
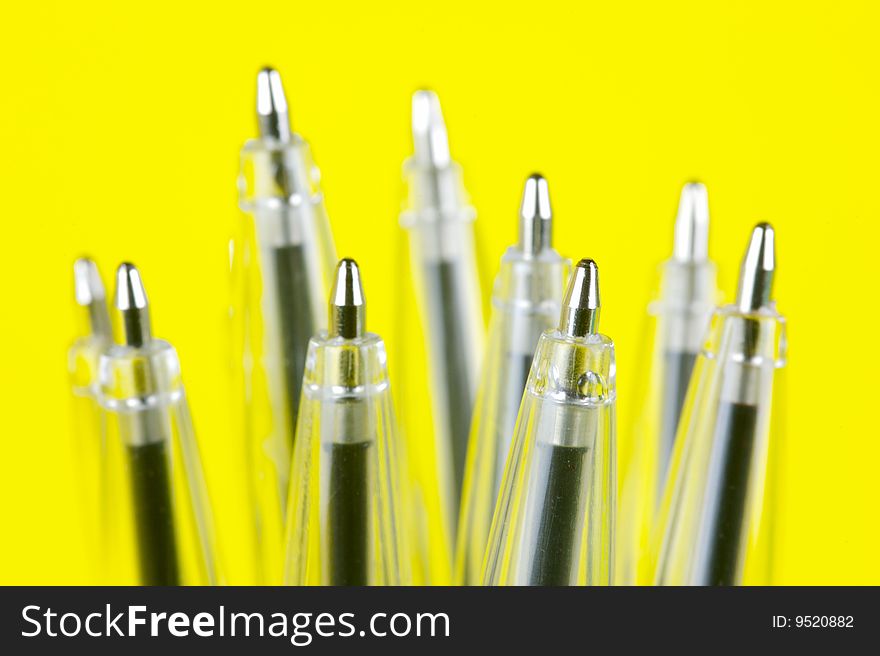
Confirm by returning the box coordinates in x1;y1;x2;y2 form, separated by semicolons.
68;67;787;587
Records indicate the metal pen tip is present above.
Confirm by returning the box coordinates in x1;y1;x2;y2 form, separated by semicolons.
673;182;710;262
411;89;450;168
519;173;552;255
736;222;775;313
74;257;106;307
115;263;148;311
115;262;152;347
74;257;112;339
329;258;366;339
256;66;291;142
558;258;600;337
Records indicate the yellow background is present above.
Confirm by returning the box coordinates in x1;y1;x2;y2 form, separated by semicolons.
1;1;878;584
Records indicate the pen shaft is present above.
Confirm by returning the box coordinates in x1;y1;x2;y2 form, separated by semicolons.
494;354;534;493
700;400;758;585
529;443;589;586
659;350;698;489
425;260;475;510
327;441;371;586
128;439;180;585
274;243;315;447
453;353;532;586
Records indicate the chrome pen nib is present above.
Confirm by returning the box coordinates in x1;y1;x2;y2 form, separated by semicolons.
559;259;600;338
257;66;292;143
115;262;152;347
519;173;552;255
411;90;450;168
74;257;111;339
673;182;710;262
736;222;775;313
329;258;366;340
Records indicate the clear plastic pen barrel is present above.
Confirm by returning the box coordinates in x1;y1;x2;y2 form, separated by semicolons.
617;183;717;584
653;184;718;485
99;264;219;585
67;258;112;582
456;175;569;584
654;223;786;585
284;260;407;585
483;260;615;586
401;90;484;523
235;68;337;581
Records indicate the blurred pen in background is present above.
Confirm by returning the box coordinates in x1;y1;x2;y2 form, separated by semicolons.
68;258;112;582
618;182;719;584
235;67;338;582
400;90;485;535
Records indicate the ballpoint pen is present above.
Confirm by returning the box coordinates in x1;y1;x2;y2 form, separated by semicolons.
237;67;337;580
656;183;718;478
455;174;569;584
68;258;112;582
617;182;718;584
285;260;407;585
482;259;616;586
654;223;786;586
73;258;112;344
99;263;219;585
400;90;484;523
